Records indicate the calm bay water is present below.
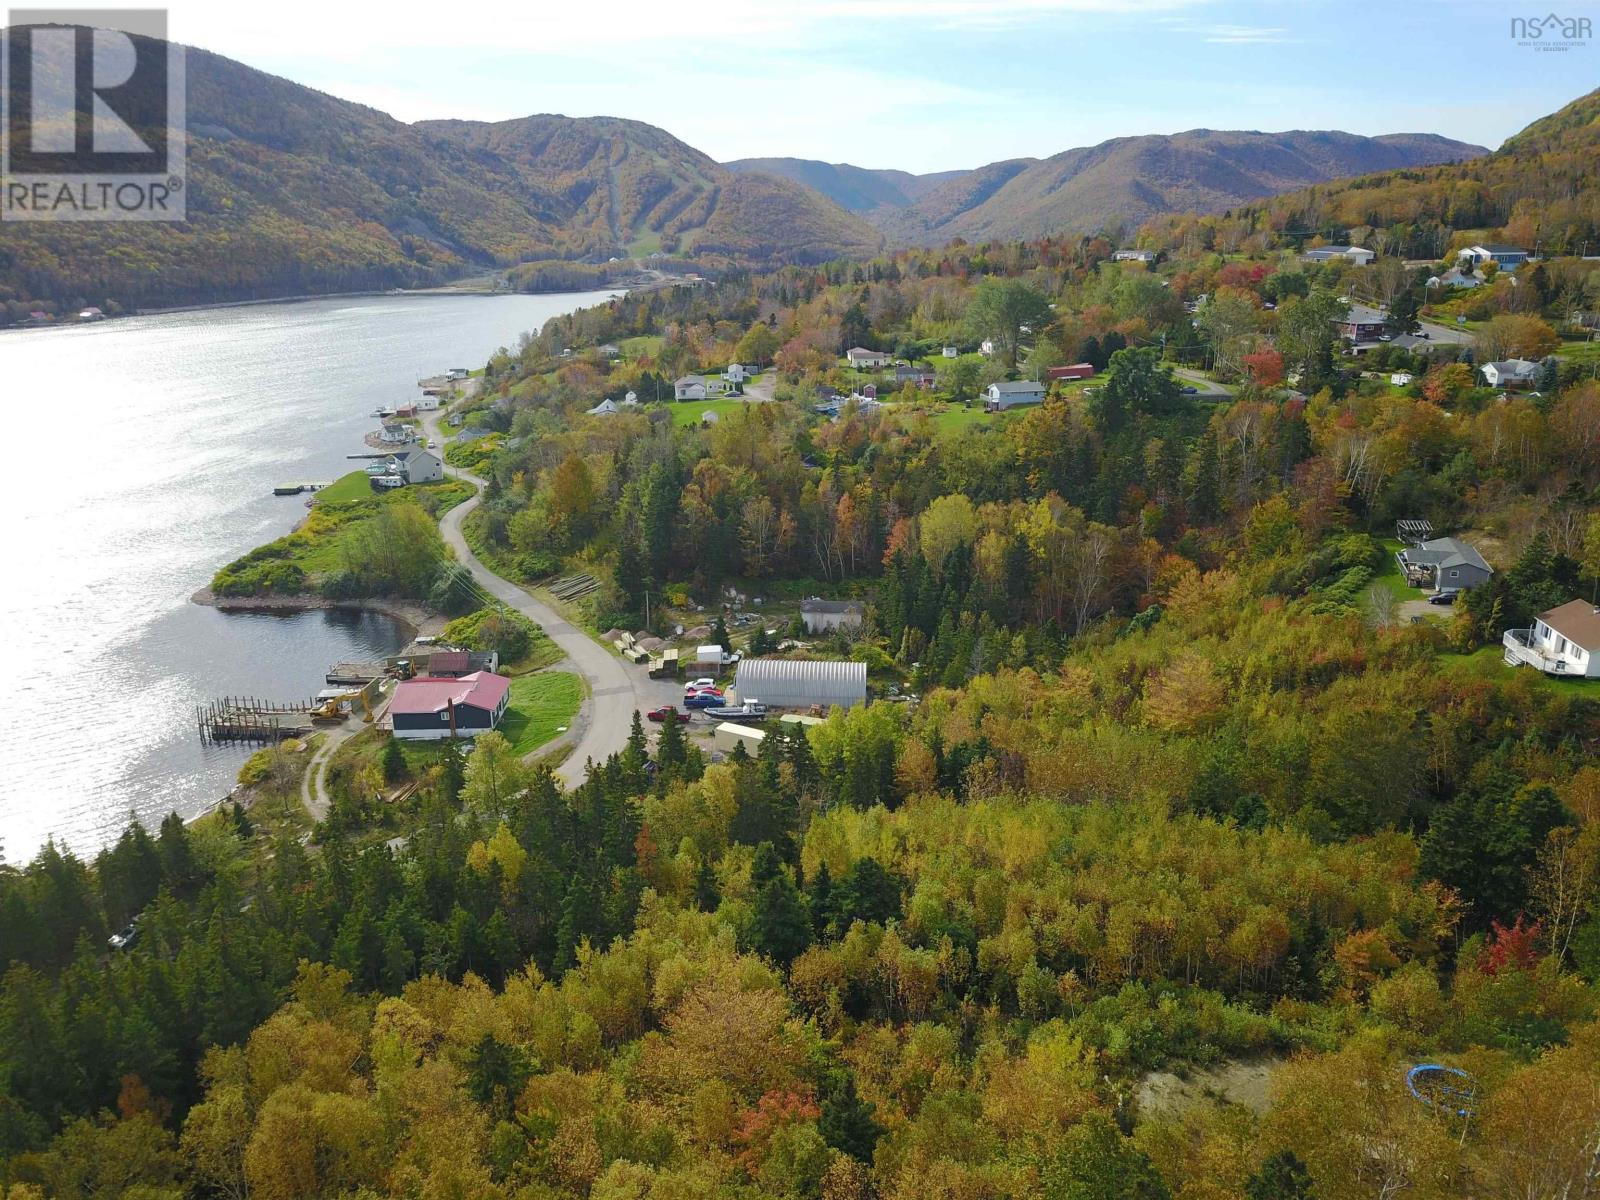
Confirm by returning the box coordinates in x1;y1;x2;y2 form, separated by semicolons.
0;290;617;861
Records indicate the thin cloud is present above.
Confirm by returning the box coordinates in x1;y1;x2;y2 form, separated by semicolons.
1200;24;1297;43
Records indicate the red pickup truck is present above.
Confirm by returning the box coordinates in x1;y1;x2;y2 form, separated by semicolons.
645;705;691;723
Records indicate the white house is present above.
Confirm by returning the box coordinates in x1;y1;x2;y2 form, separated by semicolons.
979;340;997;357
800;598;865;634
1482;359;1540;389
1113;249;1156;263
586;399;619;417
1504;600;1600;678
845;347;890;368
984;380;1046;411
941;346;959;358
1304;245;1376;266
417;393;440;411
622;391;639;406
724;363;749;383
391;448;444;484
1458;244;1530;270
675;376;708;401
379;422;413;444
1391;372;1414;387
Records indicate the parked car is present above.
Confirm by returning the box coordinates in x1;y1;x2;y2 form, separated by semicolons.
685;685;724;699
683;692;723;709
1429;589;1460;606
645;705;690;723
685;678;718;691
108;924;139;951
1180;386;1199;395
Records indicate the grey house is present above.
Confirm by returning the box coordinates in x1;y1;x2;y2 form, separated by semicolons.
800;598;865;635
1397;537;1493;592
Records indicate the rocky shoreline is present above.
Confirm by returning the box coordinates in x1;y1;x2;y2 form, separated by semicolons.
189;586;446;639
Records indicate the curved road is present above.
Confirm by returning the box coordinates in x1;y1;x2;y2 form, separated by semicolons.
422;408;669;786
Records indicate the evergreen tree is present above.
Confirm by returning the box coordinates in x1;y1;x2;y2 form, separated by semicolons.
752;871;812;967
818;1066;882;1162
380;735;407;785
693;861;721;911
1245;1150;1313;1200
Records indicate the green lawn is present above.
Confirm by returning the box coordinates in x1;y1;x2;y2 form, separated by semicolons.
1374;538;1426;604
499;672;584;756
315;470;377;505
619;334;665;358
1439;644;1600;694
670;397;760;427
891;401;1022;437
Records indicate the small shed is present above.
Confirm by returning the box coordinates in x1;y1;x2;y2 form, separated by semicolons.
692;644;726;673
713;722;766;754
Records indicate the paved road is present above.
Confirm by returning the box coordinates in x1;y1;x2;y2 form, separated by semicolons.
1173;367;1235;397
422;407;676;786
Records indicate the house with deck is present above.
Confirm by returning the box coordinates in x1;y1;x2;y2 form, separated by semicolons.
1396;536;1492;592
1482;359;1540;389
1503;600;1600;677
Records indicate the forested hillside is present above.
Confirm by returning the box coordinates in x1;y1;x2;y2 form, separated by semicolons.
1146;87;1600;260
7;146;1600;1192
0;33;880;321
743;131;1486;246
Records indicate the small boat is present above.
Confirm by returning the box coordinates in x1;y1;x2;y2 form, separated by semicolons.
705;702;768;719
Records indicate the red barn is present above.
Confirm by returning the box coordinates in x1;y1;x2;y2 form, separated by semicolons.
1048;363;1097;382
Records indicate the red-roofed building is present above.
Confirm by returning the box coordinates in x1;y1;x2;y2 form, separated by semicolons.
390;671;511;740
1048;363;1096;381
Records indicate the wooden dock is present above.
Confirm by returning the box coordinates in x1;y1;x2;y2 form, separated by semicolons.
196;696;323;744
326;661;387;686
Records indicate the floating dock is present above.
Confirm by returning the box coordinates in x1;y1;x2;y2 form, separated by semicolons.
326;661;387;686
272;482;328;496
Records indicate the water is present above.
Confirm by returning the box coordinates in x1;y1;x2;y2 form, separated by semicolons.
0;290;618;861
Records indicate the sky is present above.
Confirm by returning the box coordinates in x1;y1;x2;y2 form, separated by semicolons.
55;0;1600;172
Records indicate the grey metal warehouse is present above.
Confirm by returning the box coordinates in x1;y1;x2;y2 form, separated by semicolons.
735;658;867;710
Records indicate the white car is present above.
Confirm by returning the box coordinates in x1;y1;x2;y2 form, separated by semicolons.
686;677;717;691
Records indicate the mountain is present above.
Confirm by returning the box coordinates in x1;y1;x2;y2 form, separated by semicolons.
1221;87;1600;258
737;130;1487;246
723;158;966;212
0;33;881;314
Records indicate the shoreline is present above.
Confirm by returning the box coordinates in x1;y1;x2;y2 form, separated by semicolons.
189;586;446;640
4;280;637;331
